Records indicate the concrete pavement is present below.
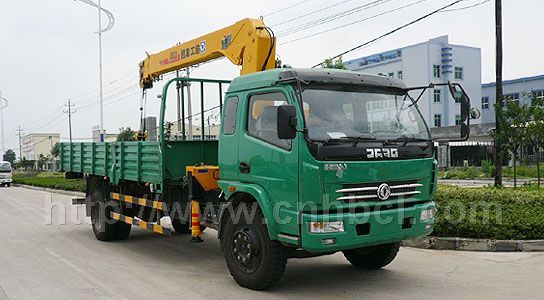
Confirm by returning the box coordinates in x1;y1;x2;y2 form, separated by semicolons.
0;186;543;299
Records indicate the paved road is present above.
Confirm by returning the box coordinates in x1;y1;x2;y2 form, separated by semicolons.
1;187;543;299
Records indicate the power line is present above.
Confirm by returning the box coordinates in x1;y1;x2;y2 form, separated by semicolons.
441;0;489;12
311;0;466;67
281;0;428;44
270;0;355;27
264;0;314;17
277;0;394;37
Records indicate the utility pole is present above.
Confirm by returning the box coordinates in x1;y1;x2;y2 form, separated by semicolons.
493;0;503;187
63;100;77;143
16;126;24;161
0;90;8;157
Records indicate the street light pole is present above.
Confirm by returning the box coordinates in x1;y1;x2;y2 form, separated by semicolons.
0;91;8;157
97;0;104;142
75;0;114;142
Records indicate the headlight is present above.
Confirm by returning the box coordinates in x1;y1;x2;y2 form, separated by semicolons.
309;221;344;233
420;208;436;221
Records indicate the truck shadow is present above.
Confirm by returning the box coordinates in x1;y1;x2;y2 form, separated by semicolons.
107;228;417;294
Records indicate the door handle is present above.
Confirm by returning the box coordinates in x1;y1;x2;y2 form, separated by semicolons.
239;162;250;174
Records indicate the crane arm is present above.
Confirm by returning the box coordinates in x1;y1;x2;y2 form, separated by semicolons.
139;18;276;89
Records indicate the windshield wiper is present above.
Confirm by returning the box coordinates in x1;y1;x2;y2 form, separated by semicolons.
385;137;431;146
323;135;377;147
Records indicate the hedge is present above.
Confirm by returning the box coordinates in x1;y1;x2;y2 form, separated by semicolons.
13;174;86;192
433;185;544;240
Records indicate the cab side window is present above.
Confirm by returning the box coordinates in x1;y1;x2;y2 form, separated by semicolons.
247;92;291;150
222;96;238;135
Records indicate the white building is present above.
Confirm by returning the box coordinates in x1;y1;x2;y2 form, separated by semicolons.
21;133;60;160
345;35;482;128
481;74;544;124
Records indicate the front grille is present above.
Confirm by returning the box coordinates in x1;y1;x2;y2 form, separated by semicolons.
336;180;421;203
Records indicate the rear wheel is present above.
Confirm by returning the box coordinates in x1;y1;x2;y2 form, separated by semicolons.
342;242;400;269
89;180;131;241
221;203;286;290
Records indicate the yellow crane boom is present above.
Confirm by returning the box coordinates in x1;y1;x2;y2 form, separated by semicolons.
139;18;276;89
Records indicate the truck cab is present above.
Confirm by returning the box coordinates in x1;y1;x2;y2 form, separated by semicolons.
217;68;437;252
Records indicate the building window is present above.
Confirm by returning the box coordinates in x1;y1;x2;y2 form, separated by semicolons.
455;115;462;126
454;67;464;80
433;65;441;78
482;96;489;110
533;90;544;102
433;89;441;103
434;114;442;127
503;93;520;106
397;71;403;80
388;72;394;78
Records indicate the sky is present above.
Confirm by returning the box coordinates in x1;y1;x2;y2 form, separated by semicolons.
0;0;542;154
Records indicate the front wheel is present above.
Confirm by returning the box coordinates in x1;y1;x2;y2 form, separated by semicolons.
221;203;287;290
342;242;400;269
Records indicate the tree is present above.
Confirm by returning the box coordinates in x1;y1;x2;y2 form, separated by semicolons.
321;56;346;69
526;96;544;188
117;127;137;141
2;149;16;164
37;154;48;170
497;99;530;187
51;142;60;158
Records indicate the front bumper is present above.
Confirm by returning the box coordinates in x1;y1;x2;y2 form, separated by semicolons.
300;201;435;252
0;178;12;184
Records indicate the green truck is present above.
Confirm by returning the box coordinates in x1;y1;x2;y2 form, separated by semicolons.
61;68;477;290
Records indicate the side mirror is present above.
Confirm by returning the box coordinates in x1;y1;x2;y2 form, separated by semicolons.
448;84;477;140
277;105;298;140
470;108;481;119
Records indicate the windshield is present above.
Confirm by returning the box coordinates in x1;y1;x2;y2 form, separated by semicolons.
301;86;430;142
0;162;11;172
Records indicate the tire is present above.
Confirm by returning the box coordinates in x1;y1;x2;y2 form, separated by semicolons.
342;242;401;269
114;205;132;240
89;181;131;241
171;218;206;234
90;188;118;241
6;183;10;187
221;203;286;290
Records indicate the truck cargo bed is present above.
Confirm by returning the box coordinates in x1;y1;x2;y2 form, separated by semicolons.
60;140;218;189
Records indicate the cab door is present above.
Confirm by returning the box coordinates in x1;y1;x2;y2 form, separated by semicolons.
238;89;299;235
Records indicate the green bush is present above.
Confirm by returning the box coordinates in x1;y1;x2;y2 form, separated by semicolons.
433;185;544;240
481;160;493;177
13;173;85;192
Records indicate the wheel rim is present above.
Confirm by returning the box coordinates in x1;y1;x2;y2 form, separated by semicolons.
231;226;261;273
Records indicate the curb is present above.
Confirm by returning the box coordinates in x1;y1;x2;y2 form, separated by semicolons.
403;236;544;252
12;183;85;198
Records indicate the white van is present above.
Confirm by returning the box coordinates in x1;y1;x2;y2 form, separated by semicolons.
0;161;12;187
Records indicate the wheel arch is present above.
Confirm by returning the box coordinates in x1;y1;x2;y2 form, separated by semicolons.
217;181;279;241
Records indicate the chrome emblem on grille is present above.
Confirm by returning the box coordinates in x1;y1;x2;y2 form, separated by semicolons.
376;183;391;200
